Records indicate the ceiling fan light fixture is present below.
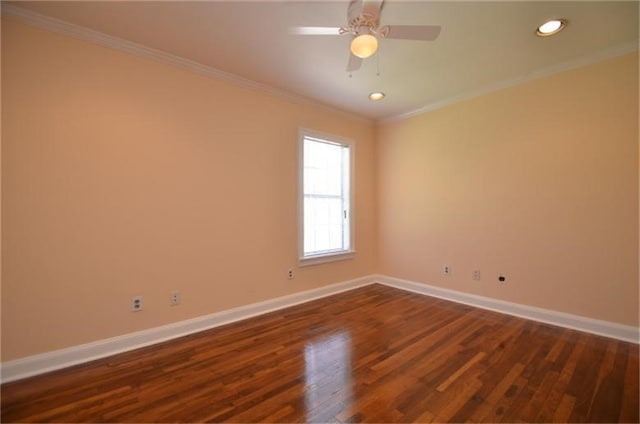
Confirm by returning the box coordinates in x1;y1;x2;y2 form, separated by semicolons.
350;34;378;58
369;92;385;101
536;19;566;37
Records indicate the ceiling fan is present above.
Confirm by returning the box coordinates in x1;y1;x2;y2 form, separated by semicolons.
291;0;441;72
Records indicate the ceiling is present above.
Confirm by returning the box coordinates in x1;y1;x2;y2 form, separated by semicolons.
6;1;639;121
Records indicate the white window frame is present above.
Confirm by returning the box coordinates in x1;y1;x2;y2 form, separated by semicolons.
298;128;355;266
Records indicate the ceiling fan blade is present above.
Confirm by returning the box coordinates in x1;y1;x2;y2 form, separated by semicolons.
379;25;441;41
347;0;364;23
289;26;342;35
347;53;362;72
361;0;384;22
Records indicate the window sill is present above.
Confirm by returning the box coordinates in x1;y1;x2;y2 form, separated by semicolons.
298;251;356;267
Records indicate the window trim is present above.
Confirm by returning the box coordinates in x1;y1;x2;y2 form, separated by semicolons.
298;128;356;266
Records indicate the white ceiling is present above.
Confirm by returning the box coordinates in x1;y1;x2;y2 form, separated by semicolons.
6;1;639;121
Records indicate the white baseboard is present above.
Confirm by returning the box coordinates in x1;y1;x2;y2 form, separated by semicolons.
374;274;640;344
3;274;637;383
0;275;372;384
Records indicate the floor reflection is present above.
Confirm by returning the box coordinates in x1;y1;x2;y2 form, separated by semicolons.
303;331;353;422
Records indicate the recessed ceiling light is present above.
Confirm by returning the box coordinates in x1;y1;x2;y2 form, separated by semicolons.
536;19;567;37
369;92;385;101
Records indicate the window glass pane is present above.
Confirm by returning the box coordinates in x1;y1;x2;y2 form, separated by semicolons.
301;132;352;260
304;196;343;254
304;139;343;196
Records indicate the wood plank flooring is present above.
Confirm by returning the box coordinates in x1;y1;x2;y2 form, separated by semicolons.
2;284;638;422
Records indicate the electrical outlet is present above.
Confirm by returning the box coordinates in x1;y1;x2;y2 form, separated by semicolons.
472;269;481;281
442;265;451;276
288;268;294;280
170;291;181;306
131;296;143;312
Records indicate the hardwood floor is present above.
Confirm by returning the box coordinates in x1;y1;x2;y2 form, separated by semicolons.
2;284;638;423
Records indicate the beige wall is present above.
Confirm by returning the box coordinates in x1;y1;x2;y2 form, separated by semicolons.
1;19;377;360
377;52;639;326
2;17;638;363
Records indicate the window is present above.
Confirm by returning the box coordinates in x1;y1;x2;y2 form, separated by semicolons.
299;129;355;265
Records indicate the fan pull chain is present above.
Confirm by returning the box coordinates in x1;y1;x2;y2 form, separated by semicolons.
376;49;381;76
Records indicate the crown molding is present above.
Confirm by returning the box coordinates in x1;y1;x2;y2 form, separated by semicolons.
1;4;373;126
381;40;639;125
2;4;637;131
